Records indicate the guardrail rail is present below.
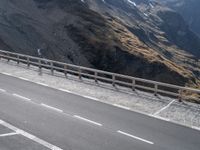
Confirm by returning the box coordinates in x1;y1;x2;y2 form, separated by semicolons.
0;49;199;102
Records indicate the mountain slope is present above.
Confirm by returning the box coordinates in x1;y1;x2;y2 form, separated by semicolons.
0;38;11;50
0;0;199;88
85;0;200;84
158;0;200;38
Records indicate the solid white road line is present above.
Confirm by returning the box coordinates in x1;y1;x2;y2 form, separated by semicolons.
58;88;73;93
0;88;6;92
82;95;99;101
153;100;175;116
152;115;170;121
36;82;48;87
12;94;31;101
59;88;99;101
192;126;200;131
18;77;29;81
1;72;12;76
0;120;4;124
74;115;102;127
0;132;19;137
114;104;130;110
41;103;63;113
117;130;154;145
16;129;36;140
0;119;63;150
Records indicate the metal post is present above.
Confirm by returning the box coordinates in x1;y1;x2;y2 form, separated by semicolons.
27;57;30;68
94;71;98;83
64;65;67;77
132;79;135;91
154;84;158;96
38;59;42;75
112;75;115;87
17;55;19;64
7;53;10;62
50;62;54;75
178;89;183;102
78;67;82;79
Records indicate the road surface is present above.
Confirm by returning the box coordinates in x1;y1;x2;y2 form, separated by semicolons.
0;73;199;150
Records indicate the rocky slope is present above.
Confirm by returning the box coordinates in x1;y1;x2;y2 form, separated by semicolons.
0;0;199;88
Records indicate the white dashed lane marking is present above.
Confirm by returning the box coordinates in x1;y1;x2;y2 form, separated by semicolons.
41;103;63;113
117;130;154;145
73;115;102;127
12;94;31;101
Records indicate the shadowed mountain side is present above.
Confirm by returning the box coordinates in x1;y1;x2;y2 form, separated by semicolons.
0;38;12;50
158;0;200;38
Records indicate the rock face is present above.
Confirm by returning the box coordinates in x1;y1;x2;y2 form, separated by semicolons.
0;0;199;87
158;0;200;38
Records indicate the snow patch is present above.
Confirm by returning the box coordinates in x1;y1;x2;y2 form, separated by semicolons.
127;0;136;7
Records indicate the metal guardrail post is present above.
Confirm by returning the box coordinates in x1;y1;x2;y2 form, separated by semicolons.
112;75;115;87
38;59;42;75
94;71;98;83
154;84;158;96
50;61;54;75
64;65;67;77
17;55;19;64
0;52;2;60
78;67;82;79
132;79;136;91
7;53;10;62
178;89;183;102
27;57;30;68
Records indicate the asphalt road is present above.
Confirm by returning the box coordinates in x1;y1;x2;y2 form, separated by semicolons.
0;73;200;150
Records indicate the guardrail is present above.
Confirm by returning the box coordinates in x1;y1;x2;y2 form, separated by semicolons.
0;49;199;102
